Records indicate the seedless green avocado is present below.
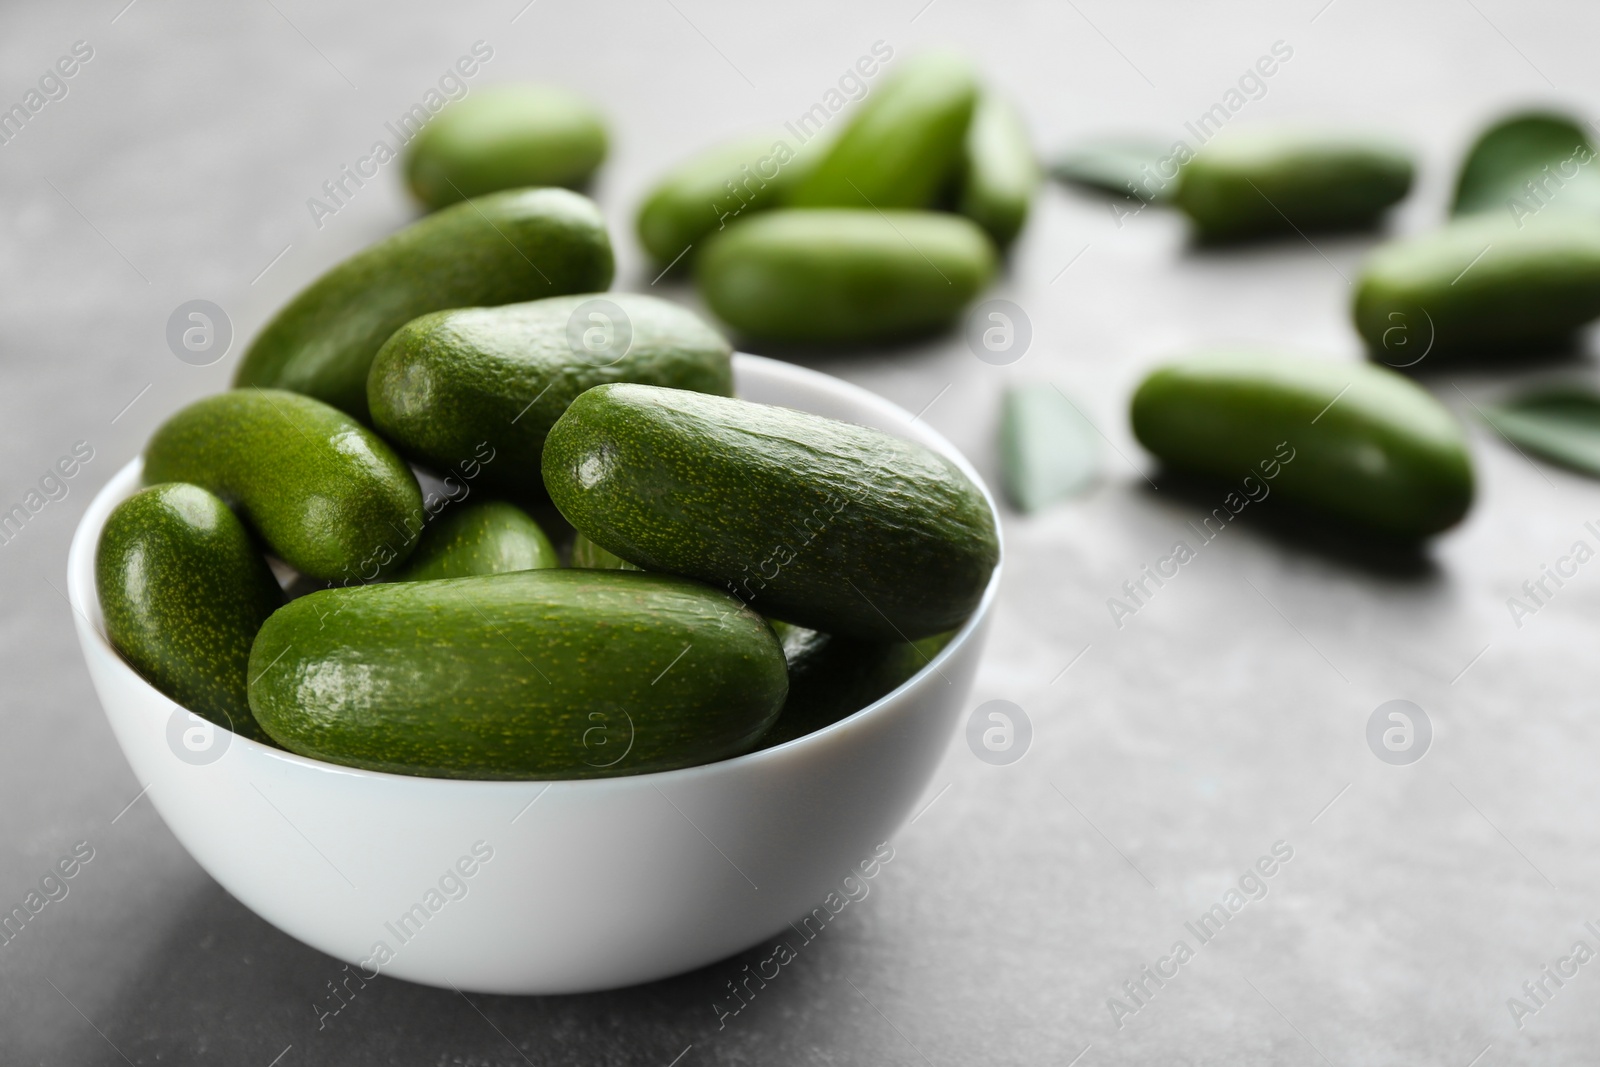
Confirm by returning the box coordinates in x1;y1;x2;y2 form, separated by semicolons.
368;292;732;496
405;85;608;211
1354;213;1600;359
1174;129;1413;241
787;51;978;210
696;209;996;343
543;384;999;640
636;131;817;268
96;483;283;740
392;500;557;581
143;389;424;581
957;95;1037;249
248;570;788;779
234;188;614;421
1131;352;1473;538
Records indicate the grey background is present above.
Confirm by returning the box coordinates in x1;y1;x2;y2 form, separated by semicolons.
3;0;1599;1063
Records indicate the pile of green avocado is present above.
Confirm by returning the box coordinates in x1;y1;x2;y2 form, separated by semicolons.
94;59;1600;781
97;123;1002;778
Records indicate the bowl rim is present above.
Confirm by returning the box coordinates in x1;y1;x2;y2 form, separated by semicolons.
67;352;1005;793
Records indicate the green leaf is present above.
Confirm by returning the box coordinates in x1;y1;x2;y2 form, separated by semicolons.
1049;137;1178;202
999;384;1100;512
1452;111;1600;218
1482;385;1600;476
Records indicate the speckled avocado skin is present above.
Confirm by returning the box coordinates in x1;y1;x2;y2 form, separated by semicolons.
248;569;788;780
696;209;996;343
542;384;999;640
234;187;615;421
143;389;425;581
393;500;557;581
368;292;731;496
96;483;284;740
405;85;608;211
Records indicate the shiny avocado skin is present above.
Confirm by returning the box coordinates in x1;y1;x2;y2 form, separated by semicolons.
96;483;284;741
392;500;558;581
759;625;956;748
542;384;999;640
233;188;614;422
367;292;732;496
248;569;788;780
142;389;425;581
1130;352;1474;538
695;209;996;343
405;85;608;211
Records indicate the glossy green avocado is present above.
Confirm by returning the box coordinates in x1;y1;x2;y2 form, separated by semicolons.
367;292;732;497
1131;352;1474;538
96;483;284;740
143;389;424;581
234;187;614;421
543;384;999;640
248;569;788;779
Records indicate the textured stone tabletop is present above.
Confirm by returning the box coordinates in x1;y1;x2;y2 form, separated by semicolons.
4;1;1600;1063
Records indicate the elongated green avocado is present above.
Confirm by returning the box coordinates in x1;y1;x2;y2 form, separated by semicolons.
96;483;283;740
1130;352;1473;538
367;292;732;496
543;384;999;640
1353;213;1600;359
1173;128;1413;241
248;570;788;779
696;209;996;343
392;500;557;581
234;188;614;421
143;389;424;581
405;85;608;211
956;94;1037;249
787;52;978;209
635;131;818;268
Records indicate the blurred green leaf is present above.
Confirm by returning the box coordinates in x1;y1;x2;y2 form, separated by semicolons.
999;384;1099;513
1482;385;1600;476
1452;111;1600;218
1049;137;1177;202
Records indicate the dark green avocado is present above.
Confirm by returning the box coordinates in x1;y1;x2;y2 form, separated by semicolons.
234;187;614;421
96;483;284;740
542;384;999;640
248;569;788;779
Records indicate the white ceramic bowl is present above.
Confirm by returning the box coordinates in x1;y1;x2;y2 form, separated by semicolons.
66;354;1002;994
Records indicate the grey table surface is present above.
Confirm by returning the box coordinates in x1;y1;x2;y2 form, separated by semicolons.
5;0;1600;1063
